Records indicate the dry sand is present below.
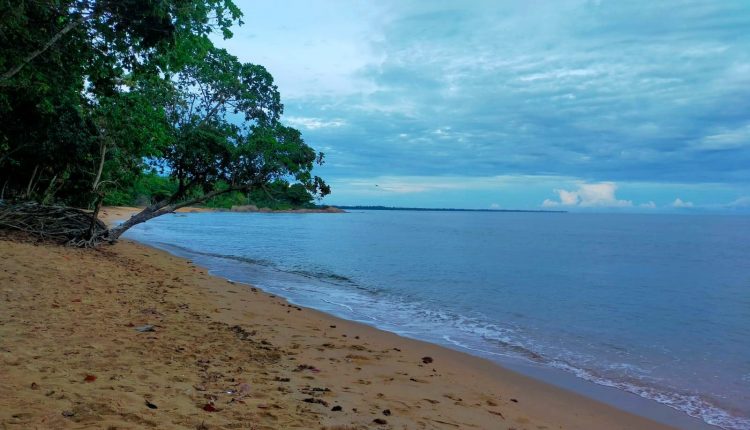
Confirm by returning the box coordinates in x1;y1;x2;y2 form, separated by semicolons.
0;207;678;429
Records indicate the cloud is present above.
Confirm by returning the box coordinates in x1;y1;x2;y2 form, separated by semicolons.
694;123;750;151
542;182;632;208
219;1;750;209
284;117;346;130
728;196;750;207
337;174;566;195
320;174;749;210
672;198;694;208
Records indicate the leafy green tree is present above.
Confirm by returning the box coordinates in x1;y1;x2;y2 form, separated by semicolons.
0;1;330;245
106;47;329;240
0;0;241;204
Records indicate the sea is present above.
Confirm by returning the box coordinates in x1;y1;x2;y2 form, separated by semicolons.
122;210;750;430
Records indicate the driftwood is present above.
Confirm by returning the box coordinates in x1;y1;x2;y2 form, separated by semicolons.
0;201;109;247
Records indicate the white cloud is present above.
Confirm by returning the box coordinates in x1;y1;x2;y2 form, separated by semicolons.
542;182;632;208
672;198;694;208
284;117;345;130
694;123;750;151
728;196;750;207
490;203;501;209
640;201;657;209
558;189;580;205
331;174;570;196
519;67;602;83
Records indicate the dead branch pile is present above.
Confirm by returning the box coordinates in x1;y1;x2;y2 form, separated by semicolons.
0;201;109;247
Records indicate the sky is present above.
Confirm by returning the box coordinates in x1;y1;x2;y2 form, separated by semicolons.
214;0;750;211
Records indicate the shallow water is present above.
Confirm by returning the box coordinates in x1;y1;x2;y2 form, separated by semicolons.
124;210;750;429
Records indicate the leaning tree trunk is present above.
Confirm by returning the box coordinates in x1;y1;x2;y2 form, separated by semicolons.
105;186;243;240
105;202;167;240
0;186;247;247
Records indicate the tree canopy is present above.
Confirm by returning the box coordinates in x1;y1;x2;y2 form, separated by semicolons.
0;0;330;244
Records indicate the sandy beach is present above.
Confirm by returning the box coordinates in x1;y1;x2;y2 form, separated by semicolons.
0;208;678;430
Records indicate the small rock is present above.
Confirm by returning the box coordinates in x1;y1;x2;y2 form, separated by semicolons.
237;382;251;395
61;410;75;417
373;418;388;425
331;405;342;411
421;356;433;364
302;397;329;407
382;409;391;416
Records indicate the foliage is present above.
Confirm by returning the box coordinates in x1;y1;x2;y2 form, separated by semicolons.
103;172;179;207
204;180;316;209
0;0;241;205
104;174;316;210
0;0;330;243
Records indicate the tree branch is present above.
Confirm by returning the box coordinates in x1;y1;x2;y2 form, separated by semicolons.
92;139;107;191
0;18;81;83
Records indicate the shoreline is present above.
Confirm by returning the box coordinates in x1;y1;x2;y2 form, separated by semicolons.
100;205;345;216
0;207;714;429
104;206;718;429
134;233;720;430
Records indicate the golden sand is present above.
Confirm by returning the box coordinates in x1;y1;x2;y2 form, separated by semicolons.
0;208;675;429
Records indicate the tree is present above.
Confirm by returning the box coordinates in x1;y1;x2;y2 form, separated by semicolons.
104;47;329;240
0;1;331;246
0;0;241;205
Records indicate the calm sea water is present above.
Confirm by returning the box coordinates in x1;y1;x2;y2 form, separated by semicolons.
123;211;750;429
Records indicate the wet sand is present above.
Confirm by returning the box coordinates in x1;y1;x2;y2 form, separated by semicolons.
0;208;682;429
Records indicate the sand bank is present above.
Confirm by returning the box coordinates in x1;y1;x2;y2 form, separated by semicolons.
0;211;681;429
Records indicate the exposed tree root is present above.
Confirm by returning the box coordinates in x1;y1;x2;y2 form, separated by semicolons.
0;201;109;247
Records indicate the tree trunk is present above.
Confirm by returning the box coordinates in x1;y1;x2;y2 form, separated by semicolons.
88;192;104;239
92;140;107;192
41;174;58;204
25;165;39;198
45;175;67;204
106;187;243;240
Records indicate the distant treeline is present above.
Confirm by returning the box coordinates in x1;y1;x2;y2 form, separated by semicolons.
105;173;317;210
337;205;567;213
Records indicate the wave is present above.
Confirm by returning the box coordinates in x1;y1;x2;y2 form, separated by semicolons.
544;360;749;430
138;238;746;430
154;241;362;287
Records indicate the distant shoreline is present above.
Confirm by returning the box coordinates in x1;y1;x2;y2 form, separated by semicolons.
99;205;346;218
336;205;566;213
102;204;565;215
